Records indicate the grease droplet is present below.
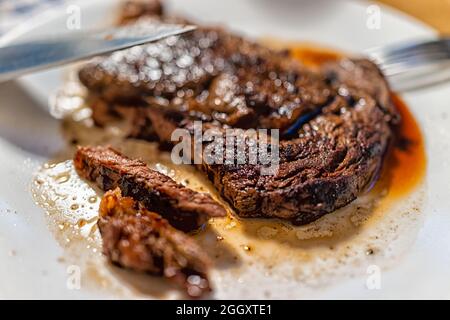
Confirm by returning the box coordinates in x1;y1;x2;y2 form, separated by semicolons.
55;173;70;184
78;219;87;227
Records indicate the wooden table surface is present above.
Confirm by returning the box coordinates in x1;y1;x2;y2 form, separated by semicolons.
378;0;450;34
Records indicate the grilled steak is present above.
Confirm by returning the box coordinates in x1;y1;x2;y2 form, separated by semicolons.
78;8;399;225
98;188;210;297
141;61;395;225
74;146;226;231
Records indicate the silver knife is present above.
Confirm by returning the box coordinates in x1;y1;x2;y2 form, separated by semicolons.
0;23;196;82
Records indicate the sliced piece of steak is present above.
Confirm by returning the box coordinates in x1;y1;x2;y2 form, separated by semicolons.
74;146;226;231
98;188;210;298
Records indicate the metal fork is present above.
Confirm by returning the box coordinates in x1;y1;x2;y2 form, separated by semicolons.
366;38;450;91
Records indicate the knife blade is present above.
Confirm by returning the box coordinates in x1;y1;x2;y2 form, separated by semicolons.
0;23;196;82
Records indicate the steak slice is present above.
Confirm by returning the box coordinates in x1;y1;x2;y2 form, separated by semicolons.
78;16;399;225
98;188;210;298
74;146;226;231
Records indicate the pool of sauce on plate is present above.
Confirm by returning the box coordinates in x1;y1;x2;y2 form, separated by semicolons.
382;94;426;199
31;43;427;297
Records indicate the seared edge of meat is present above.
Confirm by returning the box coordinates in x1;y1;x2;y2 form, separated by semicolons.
74;145;226;232
98;188;211;297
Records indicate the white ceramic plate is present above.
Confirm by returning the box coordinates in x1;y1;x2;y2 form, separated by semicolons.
1;0;449;299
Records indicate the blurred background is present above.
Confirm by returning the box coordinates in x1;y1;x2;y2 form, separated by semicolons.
1;0;450;35
378;0;450;34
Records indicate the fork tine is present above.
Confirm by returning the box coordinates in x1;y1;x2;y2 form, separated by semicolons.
366;38;447;56
368;38;450;91
380;51;450;71
378;44;449;65
367;38;450;65
367;38;450;79
382;59;449;77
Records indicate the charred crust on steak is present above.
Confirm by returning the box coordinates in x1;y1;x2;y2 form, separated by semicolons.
98;188;211;297
74;145;226;232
